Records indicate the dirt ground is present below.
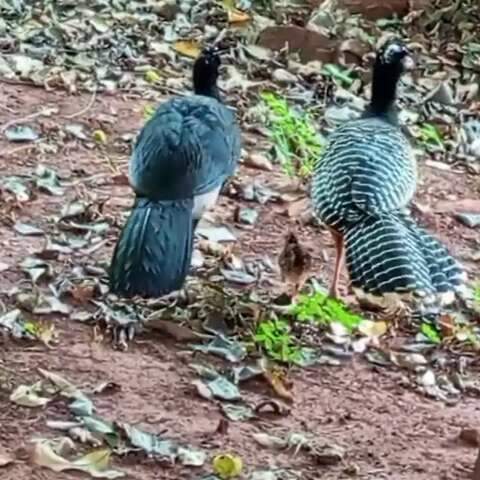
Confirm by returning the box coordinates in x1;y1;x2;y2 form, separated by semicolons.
0;81;480;480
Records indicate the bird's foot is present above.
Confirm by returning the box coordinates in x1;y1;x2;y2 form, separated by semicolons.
102;300;144;351
105;288;193;350
111;319;142;351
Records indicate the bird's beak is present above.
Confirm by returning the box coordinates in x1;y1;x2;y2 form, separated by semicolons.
402;53;415;71
214;46;231;56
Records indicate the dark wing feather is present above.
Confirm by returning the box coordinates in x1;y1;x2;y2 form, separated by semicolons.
129;95;241;200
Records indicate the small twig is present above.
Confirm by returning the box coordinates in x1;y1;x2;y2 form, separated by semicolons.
0;139;43;158
213;27;228;47
68;172;110;187
156;85;187;97
0;360;27;379
0;107;54;132
0;103;16;114
101;154;120;174
0;76;40;89
254;399;289;416
83;239;110;256
473;448;480;480
63;89;97;119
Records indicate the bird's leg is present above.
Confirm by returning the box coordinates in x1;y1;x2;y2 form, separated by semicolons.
110;302;143;351
290;281;300;300
329;230;345;299
110;288;192;350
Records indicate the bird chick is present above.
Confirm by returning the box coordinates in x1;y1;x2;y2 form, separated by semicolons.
278;231;312;298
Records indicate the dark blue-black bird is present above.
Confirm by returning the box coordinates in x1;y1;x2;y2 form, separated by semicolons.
109;46;241;298
312;38;465;307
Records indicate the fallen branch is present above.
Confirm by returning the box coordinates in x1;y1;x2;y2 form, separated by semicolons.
0;107;57;132
63;89;97;119
0;139;43;158
473;448;480;480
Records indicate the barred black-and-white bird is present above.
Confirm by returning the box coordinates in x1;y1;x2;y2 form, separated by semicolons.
109;46;242;298
311;38;465;307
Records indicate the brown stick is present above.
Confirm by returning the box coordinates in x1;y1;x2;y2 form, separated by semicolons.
0;107;56;132
473;448;480;480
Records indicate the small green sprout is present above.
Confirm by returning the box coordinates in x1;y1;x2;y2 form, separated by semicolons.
420;322;441;344
261;92;324;179
321;64;355;87
291;291;363;331
418;123;443;148
254;317;302;363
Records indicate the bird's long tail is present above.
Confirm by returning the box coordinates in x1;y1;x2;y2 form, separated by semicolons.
109;196;194;298
344;213;465;300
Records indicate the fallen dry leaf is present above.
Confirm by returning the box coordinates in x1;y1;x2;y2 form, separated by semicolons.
310;442;345;466
144;69;161;84
92;130;107;144
31;441;124;479
174;40;201;58
358;319;388;338
228;8;251;24
10;384;50;407
69;284;96;305
38;369;80;397
147;318;200;342
252;432;287;450
212;453;243;479
435;199;480;214
263;368;294;404
244;152;273;171
0;448;13;468
438;314;456;338
34;321;57;347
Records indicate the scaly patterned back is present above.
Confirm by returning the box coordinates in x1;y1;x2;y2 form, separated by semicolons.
311;117;417;232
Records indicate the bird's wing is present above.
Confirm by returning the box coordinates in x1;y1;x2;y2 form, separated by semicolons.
339;122;417;216
181;95;241;195
129;100;192;200
129;96;241;200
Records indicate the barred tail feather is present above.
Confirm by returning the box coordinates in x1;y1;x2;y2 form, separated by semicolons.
344;214;465;298
399;215;465;292
109;197;194;298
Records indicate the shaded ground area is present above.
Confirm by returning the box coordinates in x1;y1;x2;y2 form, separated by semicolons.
0;82;479;479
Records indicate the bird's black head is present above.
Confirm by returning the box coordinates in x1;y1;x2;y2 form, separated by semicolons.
376;38;413;73
285;231;298;244
192;46;224;100
365;38;414;123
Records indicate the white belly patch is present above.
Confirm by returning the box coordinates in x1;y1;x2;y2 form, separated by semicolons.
193;186;221;219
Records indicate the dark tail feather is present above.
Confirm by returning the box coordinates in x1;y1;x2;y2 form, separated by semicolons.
109;197;194;298
344;213;464;296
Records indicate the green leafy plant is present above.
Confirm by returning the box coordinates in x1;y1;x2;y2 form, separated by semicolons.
420;322;441;344
474;282;480;306
254;317;302;363
418;123;444;148
261;92;324;179
321;64;355;87
291;291;362;331
143;104;155;121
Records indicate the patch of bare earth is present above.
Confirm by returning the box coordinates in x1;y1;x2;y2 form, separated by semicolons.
0;82;479;479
